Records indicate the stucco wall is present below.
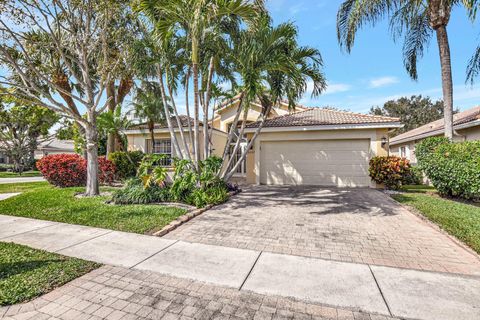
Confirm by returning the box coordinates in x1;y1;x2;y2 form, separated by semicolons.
126;129;227;159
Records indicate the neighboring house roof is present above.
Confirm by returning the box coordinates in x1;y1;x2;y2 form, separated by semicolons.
245;107;400;129
390;106;480;146
38;138;75;152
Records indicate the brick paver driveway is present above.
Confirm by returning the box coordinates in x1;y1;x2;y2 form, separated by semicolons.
166;186;480;275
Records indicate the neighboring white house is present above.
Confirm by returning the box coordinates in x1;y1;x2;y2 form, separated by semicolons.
125;101;402;188
34;138;76;160
390;106;480;163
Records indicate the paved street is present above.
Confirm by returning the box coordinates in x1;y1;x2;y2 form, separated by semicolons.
0;177;45;184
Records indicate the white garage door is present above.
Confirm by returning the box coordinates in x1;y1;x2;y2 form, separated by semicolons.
260;139;371;187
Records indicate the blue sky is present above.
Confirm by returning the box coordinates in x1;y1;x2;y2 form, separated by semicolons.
267;0;480;113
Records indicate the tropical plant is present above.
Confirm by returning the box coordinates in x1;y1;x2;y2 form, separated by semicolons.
137;154;170;188
135;0;264;166
98;106;133;154
112;178;171;204
220;18;327;180
337;0;478;140
369;156;412;190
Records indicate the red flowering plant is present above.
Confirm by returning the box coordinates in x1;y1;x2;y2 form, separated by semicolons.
368;156;411;190
37;154;116;187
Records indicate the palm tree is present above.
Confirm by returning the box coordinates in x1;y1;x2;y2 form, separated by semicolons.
136;0;263;166
337;0;477;140
221;18;327;181
97;105;133;153
130;82;170;150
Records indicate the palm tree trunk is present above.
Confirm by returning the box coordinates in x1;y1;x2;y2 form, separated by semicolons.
221;93;245;162
223;104;273;182
435;25;454;140
193;62;201;167
185;68;195;156
149;121;155;154
157;67;183;158
203;57;214;160
167;82;192;160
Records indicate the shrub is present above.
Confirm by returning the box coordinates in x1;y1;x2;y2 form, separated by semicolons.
98;157;116;185
369;156;412;190
37;154;116;188
403;165;423;185
417;137;480;200
108;151;144;180
112;178;171;204
37;154;87;187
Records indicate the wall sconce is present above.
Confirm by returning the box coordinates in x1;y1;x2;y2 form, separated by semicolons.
381;136;388;148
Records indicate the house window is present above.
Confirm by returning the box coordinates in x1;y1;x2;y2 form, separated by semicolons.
400;145;410;160
147;139;172;166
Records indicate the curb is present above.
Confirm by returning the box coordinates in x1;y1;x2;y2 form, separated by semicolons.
152;189;241;237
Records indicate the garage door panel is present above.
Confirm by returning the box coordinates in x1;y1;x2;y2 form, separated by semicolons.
260;140;371;187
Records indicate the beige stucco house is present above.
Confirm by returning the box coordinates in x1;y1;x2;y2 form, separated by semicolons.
125;101;401;188
390;106;480;164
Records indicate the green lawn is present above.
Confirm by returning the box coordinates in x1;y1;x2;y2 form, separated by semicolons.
393;185;480;254
0;171;42;178
0;183;186;234
0;242;99;306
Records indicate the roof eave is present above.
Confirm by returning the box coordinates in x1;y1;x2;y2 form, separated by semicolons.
244;122;403;133
390;119;480;146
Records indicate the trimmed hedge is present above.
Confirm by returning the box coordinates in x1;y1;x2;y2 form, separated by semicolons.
416;137;480;200
108;151;144;180
369;156;412;190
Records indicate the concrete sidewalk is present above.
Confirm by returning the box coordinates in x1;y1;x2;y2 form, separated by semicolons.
1;214;479;320
0;176;45;184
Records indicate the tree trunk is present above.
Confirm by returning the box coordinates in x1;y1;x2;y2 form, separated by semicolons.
184;68;195;157
435;25;454;140
106;81;117;156
85;113;99;196
158;68;183;158
193;63;200;167
203;57;214;160
223;103;272;182
149;121;155;154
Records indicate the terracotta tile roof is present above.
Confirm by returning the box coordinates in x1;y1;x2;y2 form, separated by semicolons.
130;115;199;130
245;108;400;128
390;106;480;145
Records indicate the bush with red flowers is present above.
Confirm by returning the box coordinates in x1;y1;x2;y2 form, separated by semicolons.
37;154;116;187
369;156;412;190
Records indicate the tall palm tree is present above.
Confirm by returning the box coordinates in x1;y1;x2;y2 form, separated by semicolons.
337;0;477;140
221;18;327;180
130;82;170;150
136;0;263;166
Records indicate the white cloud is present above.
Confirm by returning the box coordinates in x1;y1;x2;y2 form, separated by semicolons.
368;76;399;88
324;82;352;95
